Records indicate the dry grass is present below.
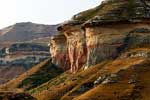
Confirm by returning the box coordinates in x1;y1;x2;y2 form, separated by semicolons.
1;47;149;100
72;58;150;100
29;60;109;100
0;59;50;91
30;48;150;100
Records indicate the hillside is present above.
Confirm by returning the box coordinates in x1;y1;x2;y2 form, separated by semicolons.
0;42;50;84
29;53;150;100
0;59;63;92
0;22;56;85
1;0;150;100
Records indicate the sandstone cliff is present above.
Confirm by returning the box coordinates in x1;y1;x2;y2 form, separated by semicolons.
57;22;87;73
50;0;150;73
50;34;70;70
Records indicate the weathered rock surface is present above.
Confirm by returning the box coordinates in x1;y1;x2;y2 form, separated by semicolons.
49;0;150;73
50;34;70;70
58;24;87;73
120;48;150;59
84;23;150;68
94;73;119;85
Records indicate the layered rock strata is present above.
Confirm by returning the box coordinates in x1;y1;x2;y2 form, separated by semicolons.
50;0;150;73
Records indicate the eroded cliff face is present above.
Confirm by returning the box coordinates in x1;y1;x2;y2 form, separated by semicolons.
85;22;150;68
54;23;150;72
50;34;70;70
58;24;87;73
49;0;150;73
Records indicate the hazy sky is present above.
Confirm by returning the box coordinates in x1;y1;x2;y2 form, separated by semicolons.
0;0;102;29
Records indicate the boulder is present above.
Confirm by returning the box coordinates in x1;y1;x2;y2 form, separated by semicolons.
94;73;119;85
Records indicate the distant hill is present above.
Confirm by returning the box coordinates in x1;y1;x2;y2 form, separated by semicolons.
0;22;56;86
0;42;50;85
0;22;58;42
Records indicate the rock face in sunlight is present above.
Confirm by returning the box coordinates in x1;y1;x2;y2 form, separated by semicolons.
49;0;150;72
57;23;87;73
50;34;70;70
84;23;150;68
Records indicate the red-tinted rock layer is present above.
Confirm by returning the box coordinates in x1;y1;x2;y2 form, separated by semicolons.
50;34;70;70
57;24;87;73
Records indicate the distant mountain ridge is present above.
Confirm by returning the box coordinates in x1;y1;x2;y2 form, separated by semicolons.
0;22;58;42
0;22;56;86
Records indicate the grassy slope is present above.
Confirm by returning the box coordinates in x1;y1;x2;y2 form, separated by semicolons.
29;60;109;100
0;59;63;92
73;61;150;100
27;48;150;100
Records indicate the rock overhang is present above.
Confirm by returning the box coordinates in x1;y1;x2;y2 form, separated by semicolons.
50;0;150;72
50;34;67;49
57;20;84;32
50;34;66;41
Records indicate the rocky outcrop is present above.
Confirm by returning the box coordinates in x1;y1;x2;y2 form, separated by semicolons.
120;48;150;59
58;22;87;73
94;73;119;85
49;0;150;73
50;34;70;70
84;23;150;68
